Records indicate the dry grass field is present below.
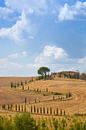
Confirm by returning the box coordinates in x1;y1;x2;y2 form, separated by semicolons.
0;77;86;117
0;77;32;87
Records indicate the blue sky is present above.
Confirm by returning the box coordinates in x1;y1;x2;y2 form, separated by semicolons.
0;0;86;76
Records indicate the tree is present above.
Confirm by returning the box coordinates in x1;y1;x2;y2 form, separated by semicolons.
80;73;86;80
15;113;37;130
37;66;50;79
17;82;20;87
11;82;13;88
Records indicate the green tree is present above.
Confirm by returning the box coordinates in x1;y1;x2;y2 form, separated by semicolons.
15;113;37;130
37;66;50;79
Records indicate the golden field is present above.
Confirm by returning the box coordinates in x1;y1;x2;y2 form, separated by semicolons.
0;77;86;116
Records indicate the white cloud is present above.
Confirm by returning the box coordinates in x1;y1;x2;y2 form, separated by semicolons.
34;44;86;73
0;0;52;43
21;51;28;57
0;0;55;23
0;58;23;70
8;53;19;60
78;57;86;64
0;46;85;76
8;51;28;59
5;0;49;15
7;51;28;59
0;7;13;19
35;45;68;64
0;51;28;62
0;11;33;42
58;1;86;21
0;51;29;72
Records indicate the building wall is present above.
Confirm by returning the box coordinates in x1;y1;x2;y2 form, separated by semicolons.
52;71;80;79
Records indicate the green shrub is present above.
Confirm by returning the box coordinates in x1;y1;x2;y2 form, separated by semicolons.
52;118;59;130
14;113;37;130
0;113;86;130
0;117;14;130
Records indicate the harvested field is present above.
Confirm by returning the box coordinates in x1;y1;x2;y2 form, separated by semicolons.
0;77;86;116
0;77;32;87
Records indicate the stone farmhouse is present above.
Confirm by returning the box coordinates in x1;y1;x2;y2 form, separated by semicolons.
52;71;80;79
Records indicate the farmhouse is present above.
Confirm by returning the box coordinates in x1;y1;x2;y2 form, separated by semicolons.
52;71;80;79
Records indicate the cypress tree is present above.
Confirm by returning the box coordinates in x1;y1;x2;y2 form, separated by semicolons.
37;107;39;114
43;107;45;114
17;82;20;87
64;110;66;115
40;107;42;114
15;104;17;111
54;110;55;115
22;85;24;90
56;108;58;115
21;105;23;112
34;106;36;113
50;107;52;115
10;104;13;111
47;107;49;115
60;109;62;116
28;86;29;91
24;105;26;112
18;104;20;112
11;82;13;88
53;96;55;100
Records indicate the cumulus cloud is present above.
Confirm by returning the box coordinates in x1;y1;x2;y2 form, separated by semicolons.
0;45;85;76
35;45;68;64
5;0;49;15
58;1;86;21
0;0;53;43
0;11;33;42
0;7;13;19
34;44;86;73
0;0;51;19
